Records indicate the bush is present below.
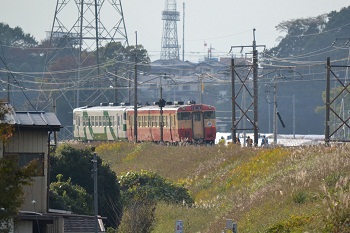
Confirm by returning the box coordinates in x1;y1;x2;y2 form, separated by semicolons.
118;170;194;206
321;176;350;232
117;200;156;233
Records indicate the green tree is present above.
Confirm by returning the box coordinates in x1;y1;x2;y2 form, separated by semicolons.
50;145;122;228
0;156;38;227
117;170;193;233
0;23;37;47
100;41;151;103
0;101;38;232
49;174;93;215
118;170;194;206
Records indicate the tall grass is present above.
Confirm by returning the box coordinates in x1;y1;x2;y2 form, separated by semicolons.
68;142;350;232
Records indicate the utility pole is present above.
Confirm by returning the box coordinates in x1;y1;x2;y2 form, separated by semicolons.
182;2;185;62
231;58;236;144
293;94;295;139
134;31;138;142
325;57;330;144
160;74;165;143
273;83;277;144
252;29;259;146
93;152;98;233
198;74;204;104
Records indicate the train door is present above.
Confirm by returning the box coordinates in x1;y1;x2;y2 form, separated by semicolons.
192;112;204;141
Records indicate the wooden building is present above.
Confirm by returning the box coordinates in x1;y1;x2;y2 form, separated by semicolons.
1;107;105;233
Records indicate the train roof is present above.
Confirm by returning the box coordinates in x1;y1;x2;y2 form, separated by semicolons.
73;104;134;112
73;102;216;112
128;103;216;112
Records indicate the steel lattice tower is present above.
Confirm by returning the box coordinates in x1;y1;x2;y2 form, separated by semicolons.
160;0;180;60
36;0;129;139
37;0;128;109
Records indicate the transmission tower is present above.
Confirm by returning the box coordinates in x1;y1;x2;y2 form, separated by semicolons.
37;0;129;139
160;0;180;60
38;0;128;108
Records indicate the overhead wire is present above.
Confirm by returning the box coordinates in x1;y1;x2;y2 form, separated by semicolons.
0;39;37;110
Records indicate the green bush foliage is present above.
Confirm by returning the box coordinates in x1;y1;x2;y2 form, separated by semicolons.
265;215;313;233
118;170;194;206
50;145;122;228
49;174;93;215
0;156;37;222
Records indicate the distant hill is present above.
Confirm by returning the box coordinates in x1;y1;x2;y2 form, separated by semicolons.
254;6;350;135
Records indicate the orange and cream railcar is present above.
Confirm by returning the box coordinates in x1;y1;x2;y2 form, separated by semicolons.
126;102;216;144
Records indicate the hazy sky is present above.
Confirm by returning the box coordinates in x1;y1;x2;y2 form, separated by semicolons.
1;0;349;62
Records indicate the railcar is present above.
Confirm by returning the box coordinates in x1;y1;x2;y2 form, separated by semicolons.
126;102;216;144
73;103;131;141
73;101;216;144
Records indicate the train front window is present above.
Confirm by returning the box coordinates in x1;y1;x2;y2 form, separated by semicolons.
177;112;191;120
193;112;201;121
204;111;215;119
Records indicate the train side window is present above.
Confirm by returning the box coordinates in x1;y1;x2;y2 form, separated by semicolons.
138;116;141;127
90;116;93;126
76;115;80;126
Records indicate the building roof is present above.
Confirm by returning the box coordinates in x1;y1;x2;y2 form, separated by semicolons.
151;59;194;67
64;216;105;232
5;111;61;131
18;211;106;232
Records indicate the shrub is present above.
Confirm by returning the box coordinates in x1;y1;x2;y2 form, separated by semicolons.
321;176;350;232
118;170;194;206
117;200;156;233
292;191;308;204
265;215;312;233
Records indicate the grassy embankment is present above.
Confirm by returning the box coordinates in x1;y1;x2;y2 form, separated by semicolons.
92;142;350;232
